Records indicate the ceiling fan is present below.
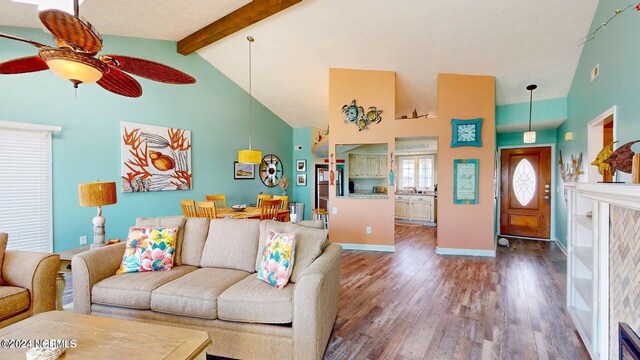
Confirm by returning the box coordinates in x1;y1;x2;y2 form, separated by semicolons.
0;0;196;97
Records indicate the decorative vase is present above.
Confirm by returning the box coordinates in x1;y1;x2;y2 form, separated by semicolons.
389;169;394;186
329;170;335;185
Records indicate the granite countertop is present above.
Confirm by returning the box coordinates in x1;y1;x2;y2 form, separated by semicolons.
344;193;388;199
395;192;437;197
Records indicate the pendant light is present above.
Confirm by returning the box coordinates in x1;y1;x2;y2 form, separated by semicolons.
238;36;262;164
523;84;537;144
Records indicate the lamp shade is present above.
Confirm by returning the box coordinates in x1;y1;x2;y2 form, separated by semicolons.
78;181;117;207
238;149;262;164
523;131;537;144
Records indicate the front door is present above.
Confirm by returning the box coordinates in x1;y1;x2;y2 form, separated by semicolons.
500;147;551;239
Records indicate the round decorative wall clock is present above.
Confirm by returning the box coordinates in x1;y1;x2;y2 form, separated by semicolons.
259;154;283;187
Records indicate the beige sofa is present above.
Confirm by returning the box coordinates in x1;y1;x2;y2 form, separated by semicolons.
72;217;341;360
0;233;60;328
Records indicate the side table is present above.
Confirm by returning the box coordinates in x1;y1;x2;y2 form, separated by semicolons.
56;246;89;310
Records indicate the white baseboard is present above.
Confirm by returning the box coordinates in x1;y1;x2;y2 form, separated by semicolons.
436;247;496;257
554;238;568;256
338;243;396;252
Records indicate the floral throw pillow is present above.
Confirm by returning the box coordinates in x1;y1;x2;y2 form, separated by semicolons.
117;227;177;274
257;230;296;288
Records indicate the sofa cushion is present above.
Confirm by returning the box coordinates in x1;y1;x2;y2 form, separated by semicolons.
296;220;325;230
256;221;328;283
136;216;186;266
117;227;177;274
257;230;296;288
218;275;294;324
200;219;260;272
0;233;7;285
181;218;210;266
0;286;29;321
151;268;250;319
92;265;197;309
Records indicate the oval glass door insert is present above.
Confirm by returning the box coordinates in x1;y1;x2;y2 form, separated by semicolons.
513;159;536;206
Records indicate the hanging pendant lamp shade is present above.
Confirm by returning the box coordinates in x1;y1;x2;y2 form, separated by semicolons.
523;84;537;144
238;36;262;164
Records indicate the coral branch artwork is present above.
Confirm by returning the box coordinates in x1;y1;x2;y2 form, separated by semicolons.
121;121;192;193
580;3;640;45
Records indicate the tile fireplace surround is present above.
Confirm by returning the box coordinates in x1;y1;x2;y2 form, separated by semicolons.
578;184;640;359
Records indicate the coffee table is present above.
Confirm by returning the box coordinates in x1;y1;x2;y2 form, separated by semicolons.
0;311;211;359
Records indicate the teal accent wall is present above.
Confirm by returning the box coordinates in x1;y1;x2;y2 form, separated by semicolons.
496;97;567;128
556;0;640;247
0;26;293;251
292;127;313;220
497;129;558;147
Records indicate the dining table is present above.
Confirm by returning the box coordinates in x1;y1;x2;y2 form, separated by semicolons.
216;206;290;221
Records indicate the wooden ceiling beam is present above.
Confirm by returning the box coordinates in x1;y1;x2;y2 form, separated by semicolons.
177;0;302;55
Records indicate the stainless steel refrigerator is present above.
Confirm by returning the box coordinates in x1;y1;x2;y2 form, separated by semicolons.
316;165;343;210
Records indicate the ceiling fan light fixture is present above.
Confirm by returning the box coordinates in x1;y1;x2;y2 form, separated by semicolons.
39;48;108;87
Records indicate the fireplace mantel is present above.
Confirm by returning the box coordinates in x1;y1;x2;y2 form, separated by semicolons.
578;183;640;210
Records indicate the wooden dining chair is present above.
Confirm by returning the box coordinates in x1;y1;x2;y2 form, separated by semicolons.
180;200;197;217
260;199;282;221
205;194;226;208
273;195;289;210
256;194;272;208
197;201;217;219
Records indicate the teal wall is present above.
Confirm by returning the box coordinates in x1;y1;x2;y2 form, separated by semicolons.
497;129;558;147
556;0;640;247
292;127;313;220
0;26;293;251
496;97;567;128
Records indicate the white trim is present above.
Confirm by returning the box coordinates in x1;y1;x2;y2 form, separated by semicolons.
337;243;396;252
436;247;496;257
587;105;616;127
554;238;567;256
0;120;61;133
496;143;556;241
587;106;616;183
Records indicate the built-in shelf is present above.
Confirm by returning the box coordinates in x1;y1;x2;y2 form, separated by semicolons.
573;277;593;311
573;246;593;271
570;306;594;343
576;215;593;230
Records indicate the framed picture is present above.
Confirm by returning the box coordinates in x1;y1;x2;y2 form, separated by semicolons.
296;173;307;186
453;159;479;204
296;159;307;172
451;118;483;148
234;161;255;180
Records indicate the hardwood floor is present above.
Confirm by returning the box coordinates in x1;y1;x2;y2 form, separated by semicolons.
324;223;589;360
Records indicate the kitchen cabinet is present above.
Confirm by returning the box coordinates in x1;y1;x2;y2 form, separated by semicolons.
395;198;410;219
349;154;388;178
395;195;435;223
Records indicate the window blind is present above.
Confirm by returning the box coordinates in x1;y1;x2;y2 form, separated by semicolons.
0;127;53;252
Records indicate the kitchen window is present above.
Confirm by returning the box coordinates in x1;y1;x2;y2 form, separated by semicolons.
398;155;435;190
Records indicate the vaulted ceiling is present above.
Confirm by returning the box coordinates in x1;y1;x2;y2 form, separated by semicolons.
0;0;598;128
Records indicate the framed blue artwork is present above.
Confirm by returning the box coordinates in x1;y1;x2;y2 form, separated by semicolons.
453;159;479;204
451;118;482;147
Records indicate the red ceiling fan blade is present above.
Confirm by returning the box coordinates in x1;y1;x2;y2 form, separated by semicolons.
97;67;142;98
0;33;48;48
0;56;48;74
99;55;196;84
39;10;102;54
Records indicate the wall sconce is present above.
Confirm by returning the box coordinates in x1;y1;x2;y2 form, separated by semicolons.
564;132;574;141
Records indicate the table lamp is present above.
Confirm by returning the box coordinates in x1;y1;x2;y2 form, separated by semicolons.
78;181;117;249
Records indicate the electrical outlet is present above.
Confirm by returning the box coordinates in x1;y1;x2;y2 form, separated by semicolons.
79;235;87;245
332;207;337;214
366;227;372;234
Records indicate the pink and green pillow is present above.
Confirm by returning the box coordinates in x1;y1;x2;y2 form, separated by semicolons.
117;227;177;274
257;230;296;288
